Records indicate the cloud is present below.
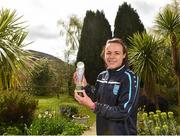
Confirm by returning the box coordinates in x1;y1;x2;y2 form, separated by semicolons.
27;25;59;41
133;1;155;15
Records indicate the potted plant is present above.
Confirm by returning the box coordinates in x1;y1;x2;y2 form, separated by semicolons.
72;114;90;124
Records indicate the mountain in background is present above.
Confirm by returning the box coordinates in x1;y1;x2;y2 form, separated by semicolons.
28;50;65;64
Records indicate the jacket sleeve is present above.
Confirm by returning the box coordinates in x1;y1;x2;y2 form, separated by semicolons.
94;72;139;120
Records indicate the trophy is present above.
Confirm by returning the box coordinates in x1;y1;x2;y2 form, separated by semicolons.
75;61;85;96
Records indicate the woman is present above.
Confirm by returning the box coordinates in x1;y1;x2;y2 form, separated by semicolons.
74;38;139;135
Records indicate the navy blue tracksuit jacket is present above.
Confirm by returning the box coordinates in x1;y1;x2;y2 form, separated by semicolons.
84;65;139;135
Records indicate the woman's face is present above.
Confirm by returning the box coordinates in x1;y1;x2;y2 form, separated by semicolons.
104;42;126;69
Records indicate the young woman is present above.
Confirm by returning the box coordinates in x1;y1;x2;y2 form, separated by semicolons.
73;38;139;135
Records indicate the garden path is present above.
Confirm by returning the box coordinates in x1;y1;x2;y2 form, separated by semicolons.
82;122;96;135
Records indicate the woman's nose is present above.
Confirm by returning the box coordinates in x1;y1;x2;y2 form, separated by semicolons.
109;53;115;58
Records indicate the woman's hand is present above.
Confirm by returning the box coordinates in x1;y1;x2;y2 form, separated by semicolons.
73;72;87;87
74;90;95;110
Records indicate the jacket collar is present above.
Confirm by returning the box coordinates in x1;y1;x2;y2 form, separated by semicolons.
107;65;126;74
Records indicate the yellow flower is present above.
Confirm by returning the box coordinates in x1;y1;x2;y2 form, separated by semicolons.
162;124;168;130
142;113;148;120
161;112;167;119
156;110;161;114
168;112;174;118
155;126;161;134
153;114;158;120
38;114;42;119
149;112;154;115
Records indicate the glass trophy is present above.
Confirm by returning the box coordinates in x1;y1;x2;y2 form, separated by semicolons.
75;61;85;96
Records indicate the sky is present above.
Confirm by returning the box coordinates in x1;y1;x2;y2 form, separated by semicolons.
1;0;172;61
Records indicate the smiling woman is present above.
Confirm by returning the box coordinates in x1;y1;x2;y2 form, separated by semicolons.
73;38;140;135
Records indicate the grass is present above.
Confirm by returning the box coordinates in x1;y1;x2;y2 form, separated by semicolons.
36;95;75;112
35;94;96;127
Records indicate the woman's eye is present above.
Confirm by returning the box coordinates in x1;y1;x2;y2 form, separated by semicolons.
106;52;111;55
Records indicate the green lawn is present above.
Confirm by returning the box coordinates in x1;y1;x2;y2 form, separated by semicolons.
35;94;96;126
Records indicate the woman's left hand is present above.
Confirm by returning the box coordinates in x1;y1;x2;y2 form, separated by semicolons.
74;90;95;110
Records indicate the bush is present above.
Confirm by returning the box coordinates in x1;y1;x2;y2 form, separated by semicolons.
169;105;180;123
61;122;87;135
137;109;180;135
2;126;22;135
59;103;78;119
0;90;38;126
25;110;67;135
26;110;87;135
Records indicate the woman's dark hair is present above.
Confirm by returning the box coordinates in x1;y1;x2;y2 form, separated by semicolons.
101;38;128;66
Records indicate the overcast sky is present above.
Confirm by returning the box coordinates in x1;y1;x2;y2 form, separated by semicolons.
1;0;172;61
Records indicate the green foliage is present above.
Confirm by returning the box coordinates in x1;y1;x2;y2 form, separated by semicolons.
129;32;164;81
0;90;38;124
153;0;180;105
129;32;165;101
137;109;180;135
25;110;66;135
0;90;38;133
30;58;55;96
61;122;87;135
77;10;112;85
2;126;22;135
26;110;87;135
114;2;145;46
0;8;34;90
169;105;180;119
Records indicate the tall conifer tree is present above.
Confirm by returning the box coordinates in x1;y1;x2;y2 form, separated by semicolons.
114;2;145;46
76;10;112;85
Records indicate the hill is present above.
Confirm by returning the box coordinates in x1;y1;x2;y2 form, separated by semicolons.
28;50;65;64
28;50;74;94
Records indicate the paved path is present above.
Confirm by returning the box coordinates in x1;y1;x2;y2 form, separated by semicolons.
82;122;96;135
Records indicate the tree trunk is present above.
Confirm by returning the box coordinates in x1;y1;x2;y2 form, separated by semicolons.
171;34;180;106
178;75;180;106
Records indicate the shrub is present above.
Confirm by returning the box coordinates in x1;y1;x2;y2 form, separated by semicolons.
25;110;86;135
25;110;67;135
2;126;22;135
61;122;87;135
137;109;180;135
0;90;38;126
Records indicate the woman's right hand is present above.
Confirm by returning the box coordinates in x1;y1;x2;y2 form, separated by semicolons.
74;90;95;110
73;72;88;87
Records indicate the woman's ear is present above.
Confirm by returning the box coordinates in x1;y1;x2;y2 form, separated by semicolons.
123;53;126;59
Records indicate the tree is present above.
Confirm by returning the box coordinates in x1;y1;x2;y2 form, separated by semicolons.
0;8;33;90
57;15;82;94
114;2;145;47
76;10;112;85
128;32;165;106
30;59;54;96
153;0;180;105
